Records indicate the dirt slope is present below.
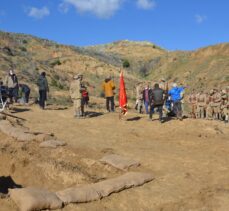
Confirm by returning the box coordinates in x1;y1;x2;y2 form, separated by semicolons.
1;103;229;211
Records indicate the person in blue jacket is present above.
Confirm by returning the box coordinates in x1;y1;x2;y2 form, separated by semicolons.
168;83;185;120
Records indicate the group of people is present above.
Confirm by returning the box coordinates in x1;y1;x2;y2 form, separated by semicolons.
135;81;185;123
0;70;31;105
0;69;50;110
188;88;229;123
69;74;115;118
1;69;228;124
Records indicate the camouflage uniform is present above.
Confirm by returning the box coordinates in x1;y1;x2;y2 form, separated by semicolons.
135;84;143;113
70;74;84;118
206;91;214;120
188;92;197;118
196;92;207;119
211;90;222;120
221;89;229;122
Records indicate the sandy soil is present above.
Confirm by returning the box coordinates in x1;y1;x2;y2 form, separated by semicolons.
0;103;229;211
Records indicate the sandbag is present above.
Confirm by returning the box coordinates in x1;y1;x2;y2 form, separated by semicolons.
39;140;66;148
56;172;154;204
100;154;140;170
0;120;35;142
9;187;63;211
93;172;154;197
56;185;100;205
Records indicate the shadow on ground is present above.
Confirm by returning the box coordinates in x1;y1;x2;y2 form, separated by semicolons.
126;116;142;121
86;111;104;118
0;176;22;194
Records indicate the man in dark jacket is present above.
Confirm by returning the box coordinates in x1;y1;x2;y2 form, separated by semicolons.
37;72;49;109
149;83;165;123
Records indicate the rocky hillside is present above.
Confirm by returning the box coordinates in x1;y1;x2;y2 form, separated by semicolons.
0;30;228;102
85;40;229;91
0;31;140;102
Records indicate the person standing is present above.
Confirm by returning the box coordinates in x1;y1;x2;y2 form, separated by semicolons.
102;76;115;112
143;84;150;114
149;83;165;123
196;91;207;119
188;90;197;118
135;83;143;114
70;74;84;118
4;69;19;103
37;72;49;109
18;84;30;104
168;83;184;120
211;89;222;120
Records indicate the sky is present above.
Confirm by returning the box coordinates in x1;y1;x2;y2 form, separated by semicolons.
0;0;229;50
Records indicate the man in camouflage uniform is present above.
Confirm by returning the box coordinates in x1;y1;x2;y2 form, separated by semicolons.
206;90;214;120
196;91;207;119
211;89;222;120
188;90;197;118
70;73;84;118
135;83;143;113
221;88;229;123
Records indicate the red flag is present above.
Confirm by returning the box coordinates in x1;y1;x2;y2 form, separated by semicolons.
119;71;127;115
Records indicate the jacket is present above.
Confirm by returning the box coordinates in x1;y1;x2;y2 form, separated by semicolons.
168;87;184;102
4;74;18;88
37;75;49;91
102;79;115;97
149;87;164;106
143;88;150;103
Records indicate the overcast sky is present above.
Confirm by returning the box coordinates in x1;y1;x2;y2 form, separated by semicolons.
0;0;229;50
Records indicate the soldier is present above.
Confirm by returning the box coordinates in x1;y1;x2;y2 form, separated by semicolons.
211;89;222;120
188;90;197;118
196;91;207;119
70;73;84;118
135;83;143;113
221;89;228;123
206;90;214;120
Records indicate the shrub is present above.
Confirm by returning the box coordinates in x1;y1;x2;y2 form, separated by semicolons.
19;46;27;52
123;59;130;68
50;59;61;67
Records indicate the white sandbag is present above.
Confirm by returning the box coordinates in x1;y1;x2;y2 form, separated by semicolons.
100;154;140;170
93;172;154;197
56;185;100;205
9;187;63;211
39;140;66;148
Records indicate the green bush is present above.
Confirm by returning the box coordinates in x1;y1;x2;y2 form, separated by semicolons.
19;46;27;52
50;59;61;67
123;59;130;68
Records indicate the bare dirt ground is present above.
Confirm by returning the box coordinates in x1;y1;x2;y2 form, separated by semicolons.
0;103;229;211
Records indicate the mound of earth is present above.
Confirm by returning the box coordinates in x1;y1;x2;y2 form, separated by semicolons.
0;103;229;210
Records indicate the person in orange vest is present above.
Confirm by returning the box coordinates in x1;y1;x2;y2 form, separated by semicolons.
102;76;115;112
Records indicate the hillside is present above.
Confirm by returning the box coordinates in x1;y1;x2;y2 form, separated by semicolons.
0;30;228;101
0;31;140;103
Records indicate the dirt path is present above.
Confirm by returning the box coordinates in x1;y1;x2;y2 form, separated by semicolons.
1;104;229;211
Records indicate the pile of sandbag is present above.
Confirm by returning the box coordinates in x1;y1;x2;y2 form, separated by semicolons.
10;188;63;211
0;120;67;149
10;172;153;210
0;120;36;142
56;172;153;204
100;154;140;170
